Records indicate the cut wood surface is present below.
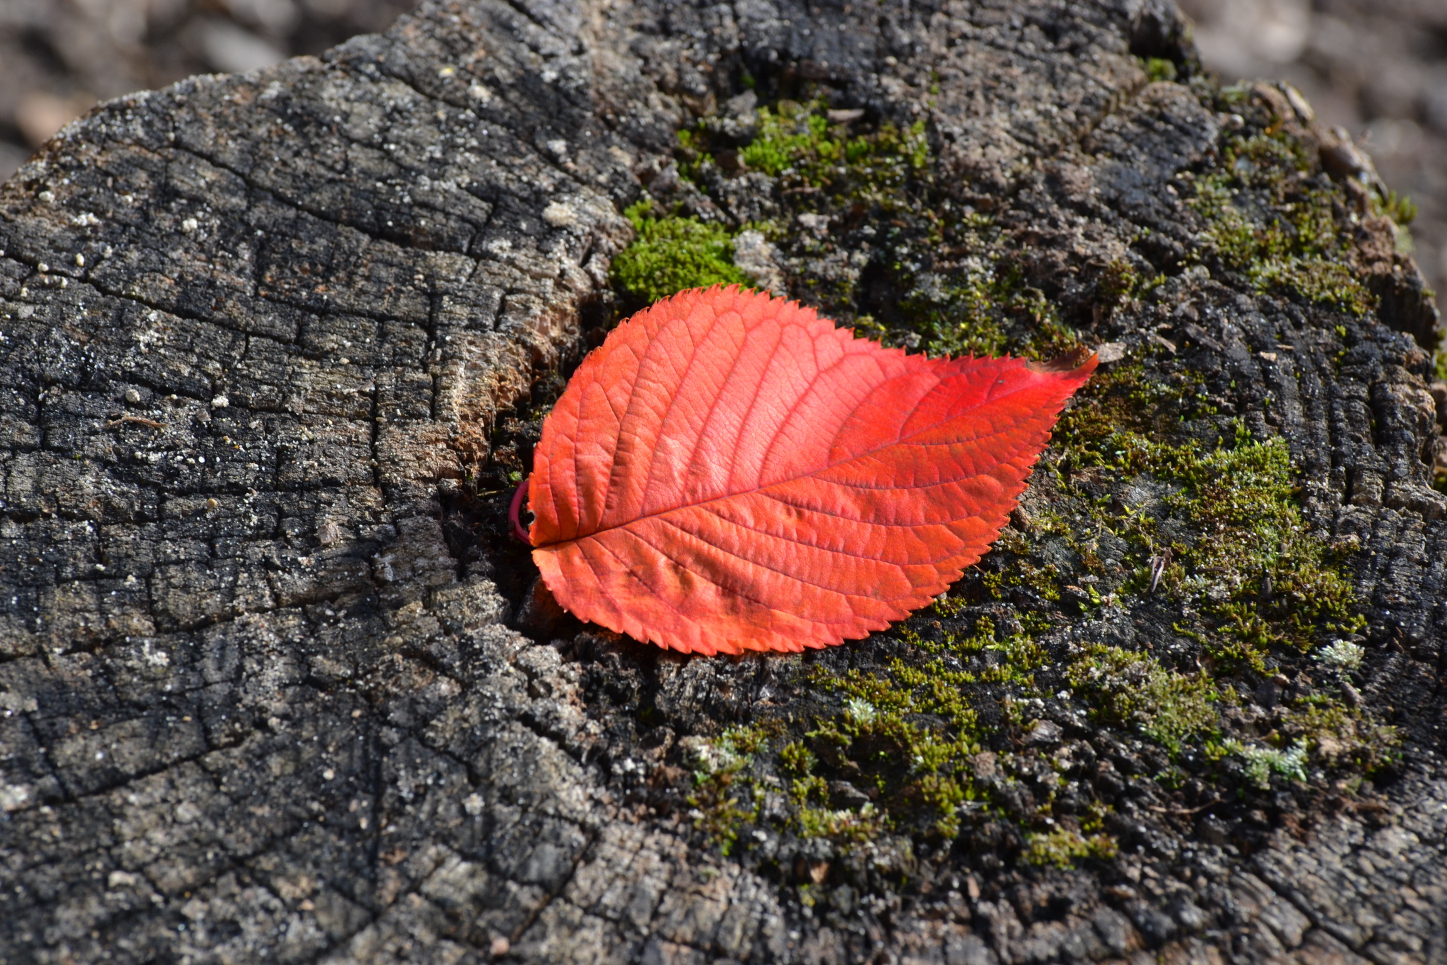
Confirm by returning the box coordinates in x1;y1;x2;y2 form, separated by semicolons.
1;1;1444;963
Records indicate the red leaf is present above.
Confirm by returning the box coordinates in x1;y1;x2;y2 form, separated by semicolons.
526;287;1095;656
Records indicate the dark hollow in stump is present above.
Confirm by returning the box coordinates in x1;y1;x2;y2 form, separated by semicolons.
2;2;1445;963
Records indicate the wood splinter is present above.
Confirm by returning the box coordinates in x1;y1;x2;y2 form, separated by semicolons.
106;414;165;429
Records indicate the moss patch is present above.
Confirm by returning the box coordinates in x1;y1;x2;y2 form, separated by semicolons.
738;99;928;194
1067;645;1217;756
609;200;750;304
1027;827;1120;868
1140;57;1179;83
1179;87;1423;317
1054;373;1365;668
685;725;771;855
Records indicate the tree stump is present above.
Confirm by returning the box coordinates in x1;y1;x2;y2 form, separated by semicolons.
2;1;1445;963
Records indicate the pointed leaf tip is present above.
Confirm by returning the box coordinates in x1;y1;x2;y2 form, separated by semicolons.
1027;345;1098;375
527;288;1094;655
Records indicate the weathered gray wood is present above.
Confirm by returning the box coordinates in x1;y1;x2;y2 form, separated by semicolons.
1;1;1445;963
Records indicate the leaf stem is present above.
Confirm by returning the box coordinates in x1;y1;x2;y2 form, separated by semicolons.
508;476;531;544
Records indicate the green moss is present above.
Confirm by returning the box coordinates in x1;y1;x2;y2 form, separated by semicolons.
1184;130;1375;315
801;661;987;839
1373;188;1419;255
1155;434;1362;660
1375;188;1417;227
739;104;831;176
609;200;750;304
1045;362;1390;772
790;774;827;807
686;725;769;854
1067;646;1217;756
1026;828;1119;868
740;100;928;193
915;262;1080;361
1096;259;1139;309
780;605;1072;845
674;127;709;182
982;549;1065;607
1219;82;1252;106
1278;698;1398;776
795;804;888;842
1055;364;1364;669
780;740;818;776
1140;57;1178;83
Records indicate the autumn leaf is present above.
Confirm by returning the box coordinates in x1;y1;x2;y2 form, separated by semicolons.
520;286;1095;656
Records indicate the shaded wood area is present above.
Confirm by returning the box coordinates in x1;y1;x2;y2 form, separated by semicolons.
1;1;1445;963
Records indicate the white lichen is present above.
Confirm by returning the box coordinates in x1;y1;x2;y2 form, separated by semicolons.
1313;639;1364;672
844;697;878;728
1229;738;1309;789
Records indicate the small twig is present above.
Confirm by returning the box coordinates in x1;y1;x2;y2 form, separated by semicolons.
106;414;164;430
1146;796;1221;816
1148;547;1172;594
